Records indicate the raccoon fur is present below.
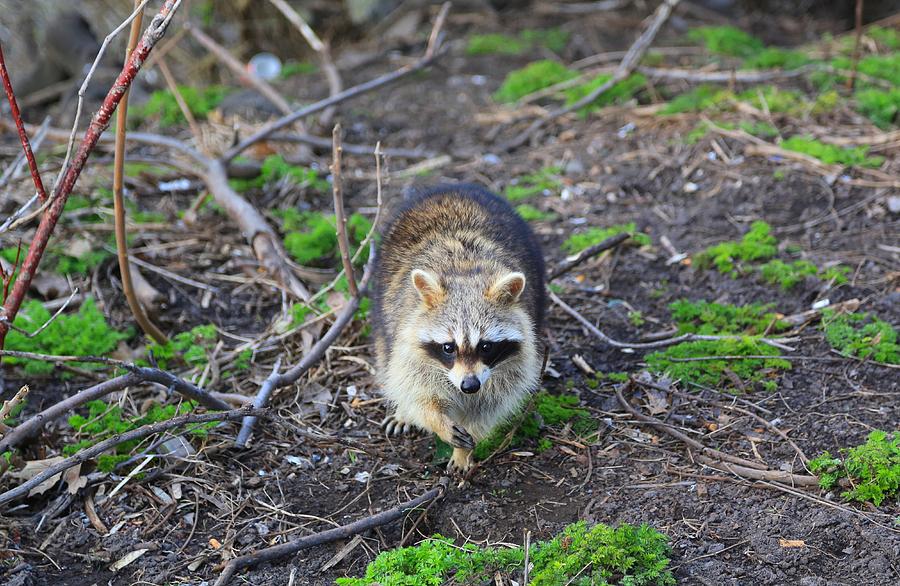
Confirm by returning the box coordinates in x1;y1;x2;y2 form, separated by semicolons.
371;184;546;472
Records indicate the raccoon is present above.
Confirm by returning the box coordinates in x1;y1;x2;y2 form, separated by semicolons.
371;184;546;472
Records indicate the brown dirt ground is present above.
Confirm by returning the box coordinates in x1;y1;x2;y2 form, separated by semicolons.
1;3;898;586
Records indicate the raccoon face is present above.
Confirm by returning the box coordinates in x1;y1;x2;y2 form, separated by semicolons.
412;268;527;394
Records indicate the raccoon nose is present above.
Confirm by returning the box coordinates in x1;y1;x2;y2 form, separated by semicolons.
460;375;481;394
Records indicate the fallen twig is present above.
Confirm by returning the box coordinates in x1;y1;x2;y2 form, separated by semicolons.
113;0;167;345
547;233;630;280
222;3;450;163
0;362;231;454
331;124;357;297
234;244;376;446
637;64;816;83
213;477;450;586
500;0;680;151
0;0;183;351
549;291;797;351
0;407;264;507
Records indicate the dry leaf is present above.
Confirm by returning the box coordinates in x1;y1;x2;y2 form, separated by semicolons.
8;456;65;497
64;463;87;494
110;548;148;571
779;539;806;548
209;538;222;549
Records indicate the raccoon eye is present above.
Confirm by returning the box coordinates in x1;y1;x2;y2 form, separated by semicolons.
478;341;493;354
441;342;456;355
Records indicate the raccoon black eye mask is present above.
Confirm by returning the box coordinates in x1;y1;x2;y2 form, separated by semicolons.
421;339;521;369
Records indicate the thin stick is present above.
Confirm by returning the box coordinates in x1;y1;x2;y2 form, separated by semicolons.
213;478;449;586
234;246;375;446
0;385;30;434
186;24;293;115
637;64;815;83
0;407;263;507
615;384;769;471
331;124;357;297
549;291;797;351
351;141;385;264
500;0;680;151
222;5;450;163
156;58;204;146
0;0;183;352
0;364;231;454
113;0;167;345
266;0;343;125
547;233;630;280
0;45;48;203
847;0;865;90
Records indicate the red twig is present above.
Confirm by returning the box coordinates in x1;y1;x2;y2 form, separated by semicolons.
0;0;182;351
0;43;48;203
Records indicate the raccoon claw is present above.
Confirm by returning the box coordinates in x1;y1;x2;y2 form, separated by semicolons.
381;416;412;437
450;424;474;450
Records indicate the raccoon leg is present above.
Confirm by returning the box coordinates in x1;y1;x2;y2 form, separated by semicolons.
418;403;475;473
381;414;414;437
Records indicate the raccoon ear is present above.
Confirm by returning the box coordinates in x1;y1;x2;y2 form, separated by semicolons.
411;269;444;309
488;272;526;304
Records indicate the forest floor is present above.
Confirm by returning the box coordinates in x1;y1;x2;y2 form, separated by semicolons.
1;2;898;586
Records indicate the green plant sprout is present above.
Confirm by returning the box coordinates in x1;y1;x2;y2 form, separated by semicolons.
276;210;372;266
809;430;900;505
138;85;230;127
563;222;651;254
504;166;563;201
338;520;674;586
467;28;570;56
693;221;777;274
780;136;884;168
564;73;646;116
821;309;899;364
145;324;218;371
4;298;130;375
229;155;330;192
493;60;578;103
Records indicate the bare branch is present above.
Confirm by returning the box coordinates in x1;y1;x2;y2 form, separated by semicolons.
331;124;357;297
0;407;264;507
213;477;449;586
547;233;630;280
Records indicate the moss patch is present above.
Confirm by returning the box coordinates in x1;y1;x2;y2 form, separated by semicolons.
809;430;900;505
5;298;131;375
688;25;764;58
467;28;569;56
229;155;330;192
694;221;777;274
780;136;884;168
854;88;900;129
503;166;563;201
564;73;646;116
338;521;674;586
563;222;651;254
472;391;597;460
276;210;372;266
145;324;218;371
515;203;557;222
493;60;578;103
138;85;230;127
758;259;849;289
821;309;899;364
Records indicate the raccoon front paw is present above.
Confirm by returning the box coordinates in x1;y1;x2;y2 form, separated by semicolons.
448;447;473;475
381;415;413;437
450;424;474;450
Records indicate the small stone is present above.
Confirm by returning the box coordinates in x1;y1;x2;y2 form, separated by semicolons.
887;195;900;214
683;182;699;193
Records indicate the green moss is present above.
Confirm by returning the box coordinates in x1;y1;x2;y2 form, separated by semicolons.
467;29;569;56
854;88;900;128
780;136;884;168
472;391;596;460
821;310;899;364
738;86;805;114
688;26;764;58
669;299;782;335
65;399;215;467
339;521;674;586
5;298;130;375
809;430;900;505
563;73;645;116
229;154;329;192
278;210;372;266
504;166;563;201
867;26;900;50
279;60;318;78
660;85;732;114
530;521;675;586
145;324;218;371
758;259;849;289
694;221;777;274
467;33;527;56
493;60;578;103
645;338;790;390
629;311;645;327
562;222;651;254
833;53;900;86
738;120;779;138
138;85;230;127
515;204;557;222
742;47;811;70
